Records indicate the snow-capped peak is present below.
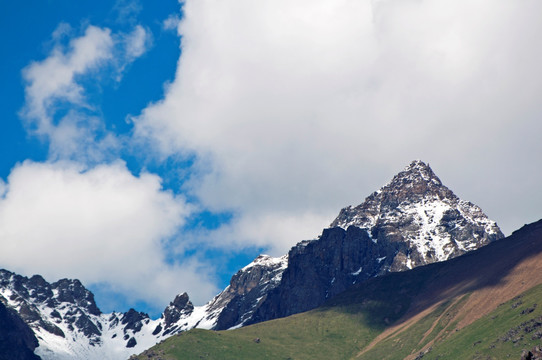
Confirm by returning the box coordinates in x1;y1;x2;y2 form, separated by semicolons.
242;254;288;272
330;160;503;268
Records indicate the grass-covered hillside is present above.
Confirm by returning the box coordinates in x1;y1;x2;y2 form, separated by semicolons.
133;220;542;360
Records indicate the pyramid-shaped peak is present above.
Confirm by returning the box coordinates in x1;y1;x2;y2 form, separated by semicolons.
330;160;503;267
373;160;448;205
407;159;427;167
404;159;432;172
389;160;441;187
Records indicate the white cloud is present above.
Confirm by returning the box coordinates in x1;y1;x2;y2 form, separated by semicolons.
22;25;113;130
135;0;542;250
123;25;150;59
0;179;6;199
162;14;181;32
193;211;332;256
113;0;142;25
0;161;217;307
51;22;73;42
20;24;152;163
21;25;116;161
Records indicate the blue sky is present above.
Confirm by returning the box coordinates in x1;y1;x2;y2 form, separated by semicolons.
2;0;542;318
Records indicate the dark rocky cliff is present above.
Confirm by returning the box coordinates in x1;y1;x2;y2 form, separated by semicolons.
0;300;41;360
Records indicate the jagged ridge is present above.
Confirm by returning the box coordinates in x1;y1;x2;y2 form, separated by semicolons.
0;255;289;359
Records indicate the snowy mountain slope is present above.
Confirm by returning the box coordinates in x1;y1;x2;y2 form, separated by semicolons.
330;160;503;269
210;254;288;330
0;254;288;359
0;270;159;359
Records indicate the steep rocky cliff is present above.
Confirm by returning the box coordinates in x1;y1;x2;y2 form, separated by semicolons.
0;300;40;360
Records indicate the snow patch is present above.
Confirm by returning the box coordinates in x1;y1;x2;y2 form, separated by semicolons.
351;267;363;276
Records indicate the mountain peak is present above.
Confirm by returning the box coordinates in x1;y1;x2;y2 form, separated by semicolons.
400;159;440;183
405;159;431;171
330;160;503;268
380;160;447;201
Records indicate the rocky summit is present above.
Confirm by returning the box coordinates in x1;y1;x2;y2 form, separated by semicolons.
331;160;503;269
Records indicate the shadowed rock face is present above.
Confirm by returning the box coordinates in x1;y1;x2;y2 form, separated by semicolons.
161;293;194;335
121;309;150;335
0;301;41;360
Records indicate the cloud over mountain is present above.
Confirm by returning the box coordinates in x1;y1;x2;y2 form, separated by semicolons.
0;160;217;308
135;0;542;253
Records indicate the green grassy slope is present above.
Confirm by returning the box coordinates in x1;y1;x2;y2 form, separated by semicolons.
133;269;428;360
135;283;542;360
132;220;542;360
357;293;473;360
418;283;542;360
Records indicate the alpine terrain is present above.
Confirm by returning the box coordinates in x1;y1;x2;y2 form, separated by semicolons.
0;160;504;359
0;252;289;359
213;160;504;329
134;219;542;360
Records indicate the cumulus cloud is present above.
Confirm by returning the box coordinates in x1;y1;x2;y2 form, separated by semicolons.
0;161;217;308
21;25;116;163
6;20;213;312
135;0;542;250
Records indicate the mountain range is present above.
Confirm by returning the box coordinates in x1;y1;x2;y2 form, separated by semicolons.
0;160;509;359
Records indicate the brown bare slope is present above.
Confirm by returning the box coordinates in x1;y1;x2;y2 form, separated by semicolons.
354;218;542;359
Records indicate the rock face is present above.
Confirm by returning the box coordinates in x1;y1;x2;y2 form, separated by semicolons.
161;293;194;335
522;346;542;360
0;300;41;360
212;255;287;330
